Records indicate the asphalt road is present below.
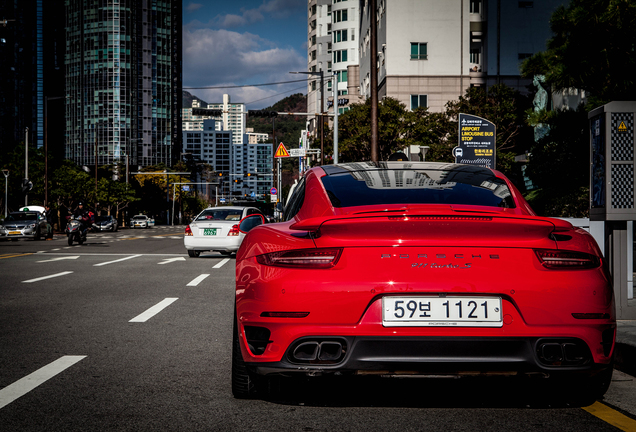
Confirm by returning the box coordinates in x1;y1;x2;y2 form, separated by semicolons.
1;226;635;431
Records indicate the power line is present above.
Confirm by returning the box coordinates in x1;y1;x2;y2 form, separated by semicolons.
244;84;308;106
183;78;309;90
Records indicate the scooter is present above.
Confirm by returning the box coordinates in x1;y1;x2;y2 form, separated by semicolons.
65;215;88;246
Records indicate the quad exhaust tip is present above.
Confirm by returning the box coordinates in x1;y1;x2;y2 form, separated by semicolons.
291;340;346;363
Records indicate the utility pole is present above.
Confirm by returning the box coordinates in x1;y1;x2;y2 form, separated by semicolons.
370;0;379;162
25;128;29;206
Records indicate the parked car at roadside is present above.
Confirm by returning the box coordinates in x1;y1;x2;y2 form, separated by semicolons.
93;215;118;232
130;215;154;229
0;206;48;241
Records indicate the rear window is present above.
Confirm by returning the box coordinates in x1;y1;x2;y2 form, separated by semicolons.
321;167;515;209
196;209;243;221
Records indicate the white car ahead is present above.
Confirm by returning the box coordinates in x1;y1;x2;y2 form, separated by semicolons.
184;206;264;257
130;214;155;229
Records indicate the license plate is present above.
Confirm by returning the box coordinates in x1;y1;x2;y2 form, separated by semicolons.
8;231;21;235
203;228;217;236
382;296;502;327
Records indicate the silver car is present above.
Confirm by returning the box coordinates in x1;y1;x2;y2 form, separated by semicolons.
183;206;264;257
93;215;118;232
0;210;48;241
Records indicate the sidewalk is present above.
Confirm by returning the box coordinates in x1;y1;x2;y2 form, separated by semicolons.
616;320;636;376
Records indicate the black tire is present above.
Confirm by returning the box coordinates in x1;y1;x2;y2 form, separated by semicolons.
187;250;200;258
67;235;73;246
33;229;41;241
547;366;614;406
78;234;84;245
232;311;262;399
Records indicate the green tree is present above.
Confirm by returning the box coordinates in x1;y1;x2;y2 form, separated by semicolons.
96;177;138;223
335;97;419;162
525;107;590;217
521;0;636;106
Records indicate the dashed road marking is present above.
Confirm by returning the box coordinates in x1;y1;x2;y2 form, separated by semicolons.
213;258;231;269
0;356;86;410
22;271;73;283
187;274;210;286
129;298;178;322
94;254;142;267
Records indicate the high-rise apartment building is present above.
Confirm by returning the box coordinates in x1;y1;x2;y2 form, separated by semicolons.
206;95;246;146
306;0;359;140
0;0;66;157
182;95;245;146
182;120;273;201
65;0;182;169
358;0;564;113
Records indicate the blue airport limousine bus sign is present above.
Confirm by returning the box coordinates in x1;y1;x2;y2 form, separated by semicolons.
454;113;496;169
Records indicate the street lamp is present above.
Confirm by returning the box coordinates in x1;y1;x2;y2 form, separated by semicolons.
2;169;8;218
290;70;324;165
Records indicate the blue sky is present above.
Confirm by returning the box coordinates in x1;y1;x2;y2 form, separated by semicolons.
182;0;308;109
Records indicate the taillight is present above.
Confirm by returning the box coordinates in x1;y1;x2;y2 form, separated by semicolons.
535;250;600;269
228;224;239;236
256;248;343;268
185;225;193;236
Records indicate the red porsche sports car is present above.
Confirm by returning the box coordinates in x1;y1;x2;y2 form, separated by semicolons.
232;162;615;400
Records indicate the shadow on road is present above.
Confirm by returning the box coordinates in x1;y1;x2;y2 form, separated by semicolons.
258;375;598;409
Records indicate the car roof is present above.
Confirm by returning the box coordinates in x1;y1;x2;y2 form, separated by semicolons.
320;161;495;177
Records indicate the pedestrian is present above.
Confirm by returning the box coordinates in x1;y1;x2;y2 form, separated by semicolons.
44;204;54;240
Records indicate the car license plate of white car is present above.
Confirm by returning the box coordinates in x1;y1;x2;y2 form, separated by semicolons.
8;231;21;235
382;296;503;327
203;228;217;235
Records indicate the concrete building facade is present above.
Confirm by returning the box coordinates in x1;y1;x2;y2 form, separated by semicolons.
358;0;564;113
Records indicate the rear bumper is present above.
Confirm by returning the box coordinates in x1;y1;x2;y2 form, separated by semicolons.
246;335;615;378
184;236;241;252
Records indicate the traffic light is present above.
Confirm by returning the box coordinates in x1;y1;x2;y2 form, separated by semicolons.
192;108;222;117
248;110;278;118
21;178;33;194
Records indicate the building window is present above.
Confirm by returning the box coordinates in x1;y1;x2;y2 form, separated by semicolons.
410;95;427;110
334;9;348;22
334;29;348;43
410;43;427;60
470;0;481;13
334;49;348;63
470;49;481;64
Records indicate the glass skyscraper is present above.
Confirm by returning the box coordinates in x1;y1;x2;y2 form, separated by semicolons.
65;0;182;169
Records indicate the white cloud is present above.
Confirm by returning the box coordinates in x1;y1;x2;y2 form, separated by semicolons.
185;2;203;13
183;28;307;109
195;0;305;30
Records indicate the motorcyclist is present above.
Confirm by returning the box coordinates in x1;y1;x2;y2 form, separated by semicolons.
72;202;91;237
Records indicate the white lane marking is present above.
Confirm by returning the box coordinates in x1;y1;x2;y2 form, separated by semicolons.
187;274;210;286
158;257;186;265
129;298;178;322
22;271;73;283
94;254;142;267
0;355;86;410
213;258;231;269
37;256;80;263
